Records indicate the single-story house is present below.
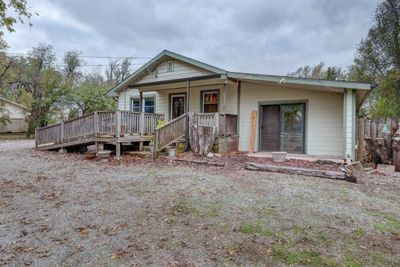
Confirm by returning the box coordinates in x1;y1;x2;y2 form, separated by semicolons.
0;97;29;133
107;50;371;160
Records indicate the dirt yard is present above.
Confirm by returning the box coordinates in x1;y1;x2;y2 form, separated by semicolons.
1;140;400;266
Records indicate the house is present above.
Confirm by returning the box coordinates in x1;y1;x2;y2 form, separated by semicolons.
0;97;29;133
104;50;370;160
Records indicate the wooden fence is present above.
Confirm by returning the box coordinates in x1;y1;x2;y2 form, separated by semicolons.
356;118;398;162
36;111;164;147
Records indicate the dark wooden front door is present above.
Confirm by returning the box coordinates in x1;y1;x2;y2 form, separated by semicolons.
170;95;185;119
261;103;305;153
261;105;280;151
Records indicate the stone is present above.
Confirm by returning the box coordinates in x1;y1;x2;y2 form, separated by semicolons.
345;161;364;178
207;152;214;158
376;164;395;175
271;152;287;162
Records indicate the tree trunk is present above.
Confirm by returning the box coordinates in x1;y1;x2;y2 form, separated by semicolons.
392;137;400;171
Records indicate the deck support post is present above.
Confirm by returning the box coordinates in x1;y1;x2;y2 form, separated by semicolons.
140;112;145;135
223;81;227;113
115;110;121;160
139;91;143;112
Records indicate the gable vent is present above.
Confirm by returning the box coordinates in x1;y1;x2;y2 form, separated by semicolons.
166;60;175;72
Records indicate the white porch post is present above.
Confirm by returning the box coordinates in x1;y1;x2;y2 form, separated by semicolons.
344;89;356;160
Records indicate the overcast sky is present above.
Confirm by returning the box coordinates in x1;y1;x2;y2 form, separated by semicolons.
4;0;379;75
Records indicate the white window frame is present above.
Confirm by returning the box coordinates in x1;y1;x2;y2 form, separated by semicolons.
130;95;155;113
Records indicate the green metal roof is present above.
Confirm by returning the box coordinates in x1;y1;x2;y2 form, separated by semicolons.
107;50;371;97
227;72;371;90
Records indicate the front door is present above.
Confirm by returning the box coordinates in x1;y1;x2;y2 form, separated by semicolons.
261;103;305;153
170;94;185;119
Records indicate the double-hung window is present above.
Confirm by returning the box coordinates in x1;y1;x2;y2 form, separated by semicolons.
130;96;155;113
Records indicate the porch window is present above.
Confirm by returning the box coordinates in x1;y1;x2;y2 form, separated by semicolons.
202;91;219;113
130;96;155;113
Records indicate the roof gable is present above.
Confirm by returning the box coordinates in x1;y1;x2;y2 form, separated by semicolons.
107;50;226;96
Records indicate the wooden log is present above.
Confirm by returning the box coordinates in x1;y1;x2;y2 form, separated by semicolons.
245;162;356;182
174;158;225;166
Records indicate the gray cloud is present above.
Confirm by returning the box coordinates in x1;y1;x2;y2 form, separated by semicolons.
5;0;379;75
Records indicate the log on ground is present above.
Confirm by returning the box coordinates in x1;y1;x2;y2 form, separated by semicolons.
245;162;356;182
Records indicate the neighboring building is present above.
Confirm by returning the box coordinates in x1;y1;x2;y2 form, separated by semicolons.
0;97;29;133
107;50;371;160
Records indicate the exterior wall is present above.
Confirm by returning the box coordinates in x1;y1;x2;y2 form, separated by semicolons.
344;89;356;159
238;82;344;157
118;81;238;119
0;101;28;133
117;89;157;111
135;60;212;85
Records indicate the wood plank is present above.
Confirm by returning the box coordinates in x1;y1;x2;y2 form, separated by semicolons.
249;111;257;153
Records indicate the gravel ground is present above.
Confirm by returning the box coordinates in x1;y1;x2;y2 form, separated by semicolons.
1;140;400;266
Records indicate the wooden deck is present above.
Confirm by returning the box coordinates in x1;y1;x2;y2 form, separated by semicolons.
35;111;164;151
36;111;238;158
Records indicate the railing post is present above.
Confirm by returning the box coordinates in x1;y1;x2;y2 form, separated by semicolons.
116;111;121;138
93;112;99;137
153;128;158;159
60;121;64;143
140;112;145;135
215;113;220;134
185;113;189;151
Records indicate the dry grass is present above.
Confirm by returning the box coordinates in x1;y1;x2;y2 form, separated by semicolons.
0;140;400;266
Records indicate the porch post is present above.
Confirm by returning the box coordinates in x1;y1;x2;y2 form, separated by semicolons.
139;91;143;112
186;80;190;113
344;89;356;160
223;81;227;113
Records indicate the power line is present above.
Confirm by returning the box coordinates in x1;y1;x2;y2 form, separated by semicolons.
4;51;152;60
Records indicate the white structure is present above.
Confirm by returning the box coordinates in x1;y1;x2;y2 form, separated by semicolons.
107;50;370;160
0;97;29;133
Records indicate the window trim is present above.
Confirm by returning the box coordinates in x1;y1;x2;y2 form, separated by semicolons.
200;89;220;113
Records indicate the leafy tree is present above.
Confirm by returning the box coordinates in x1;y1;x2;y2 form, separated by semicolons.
0;0;34;50
288;62;346;80
0;101;10;125
351;0;400;118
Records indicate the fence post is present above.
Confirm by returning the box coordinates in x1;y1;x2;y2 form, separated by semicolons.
93;112;99;137
60;121;64;143
185;113;189;151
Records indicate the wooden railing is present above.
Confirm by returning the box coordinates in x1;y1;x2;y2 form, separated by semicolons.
194;113;238;136
35;111;164;147
153;113;188;157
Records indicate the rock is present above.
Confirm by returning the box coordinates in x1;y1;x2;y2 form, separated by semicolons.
207;152;214;158
345;161;364;178
271;151;286;162
376;164;395;175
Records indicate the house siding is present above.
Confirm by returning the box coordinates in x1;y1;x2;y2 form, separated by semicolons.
238;82;344;157
118;89;157;111
118;82;238;118
0;101;28;133
135;60;212;85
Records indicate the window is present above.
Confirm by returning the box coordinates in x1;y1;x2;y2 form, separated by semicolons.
130;96;155;113
144;97;155;113
131;98;140;112
166;60;174;72
202;91;219;113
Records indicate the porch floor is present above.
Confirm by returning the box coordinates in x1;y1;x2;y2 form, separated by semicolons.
247;152;344;164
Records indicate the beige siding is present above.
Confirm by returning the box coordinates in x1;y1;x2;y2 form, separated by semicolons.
119;82;238;119
118;89;157;111
239;82;344;157
0;101;28;132
136;60;212;85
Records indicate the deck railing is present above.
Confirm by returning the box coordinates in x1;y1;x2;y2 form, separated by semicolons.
35;111;164;147
195;113;238;136
153;113;188;157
